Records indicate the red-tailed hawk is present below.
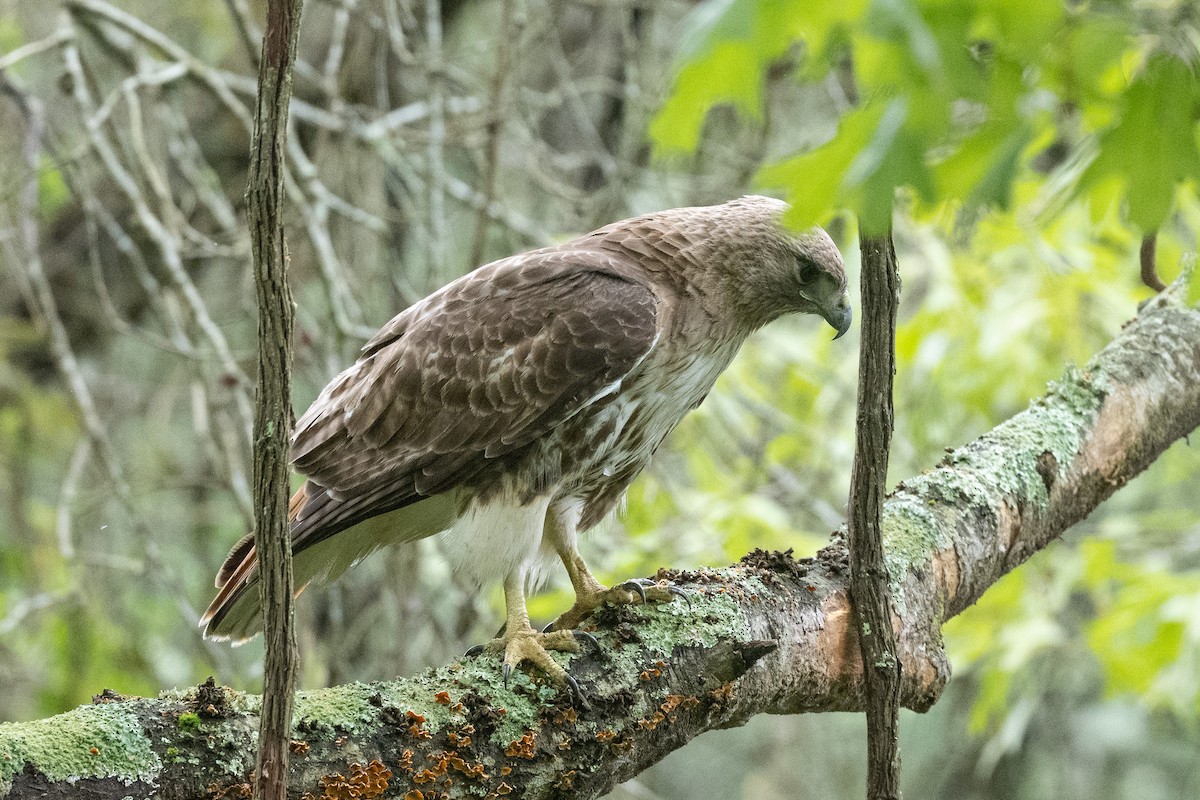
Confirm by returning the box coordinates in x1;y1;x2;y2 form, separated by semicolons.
202;196;849;690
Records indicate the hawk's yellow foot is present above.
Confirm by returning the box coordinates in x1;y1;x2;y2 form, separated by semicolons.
548;578;686;632
465;573;596;704
547;541;688;632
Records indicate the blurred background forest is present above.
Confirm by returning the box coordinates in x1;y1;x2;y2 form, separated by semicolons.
1;0;1199;797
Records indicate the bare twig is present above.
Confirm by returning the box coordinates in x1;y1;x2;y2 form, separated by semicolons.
424;0;448;288
244;0;305;796
850;226;903;800
468;0;519;267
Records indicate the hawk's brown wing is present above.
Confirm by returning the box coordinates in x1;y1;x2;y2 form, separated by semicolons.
203;250;661;640
286;249;661;549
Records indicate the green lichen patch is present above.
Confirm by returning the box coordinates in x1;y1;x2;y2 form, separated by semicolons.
369;666;465;730
0;701;161;791
293;682;380;735
932;365;1105;505
633;575;751;652
878;364;1108;605
442;658;564;743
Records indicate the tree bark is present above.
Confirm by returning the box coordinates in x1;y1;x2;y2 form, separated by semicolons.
850;229;902;799
245;0;305;798
1;290;1197;799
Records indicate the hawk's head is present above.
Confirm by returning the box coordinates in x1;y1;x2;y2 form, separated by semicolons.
701;195;852;338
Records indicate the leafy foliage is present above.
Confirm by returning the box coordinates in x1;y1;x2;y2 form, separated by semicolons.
654;0;1200;237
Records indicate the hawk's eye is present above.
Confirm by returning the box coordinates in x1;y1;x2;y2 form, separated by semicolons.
798;262;821;284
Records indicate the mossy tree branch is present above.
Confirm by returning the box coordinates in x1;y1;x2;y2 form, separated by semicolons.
1;291;1197;799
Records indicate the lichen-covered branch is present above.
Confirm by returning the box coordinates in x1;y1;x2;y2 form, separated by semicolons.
2;291;1197;799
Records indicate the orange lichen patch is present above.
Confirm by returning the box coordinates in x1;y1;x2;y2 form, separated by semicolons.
638;668;662;682
434;691;452;705
446;730;472;748
495;782;514;795
434;750;489;781
89;747;99;755
607;737;632;755
411;750;490;787
504;730;537;758
636;713;665;731
637;694;701;731
413;769;440;785
554;770;577;790
290;739;310;755
708;683;734;704
930;546;961;603
552;706;577;725
499;766;512;777
399;749;414;773
594;729;617;743
405;710;432;740
403;791;424;800
314;760;393;800
208;782;252;799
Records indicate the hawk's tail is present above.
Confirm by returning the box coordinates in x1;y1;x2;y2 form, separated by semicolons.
200;483;458;643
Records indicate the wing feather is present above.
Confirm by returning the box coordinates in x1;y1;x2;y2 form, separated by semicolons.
288;249;660;549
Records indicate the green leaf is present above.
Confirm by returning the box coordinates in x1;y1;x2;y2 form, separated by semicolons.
1080;53;1200;231
935;123;1031;211
756;101;887;228
650;40;766;152
650;0;810;153
651;0;872;154
845;97;935;232
39;156;69;216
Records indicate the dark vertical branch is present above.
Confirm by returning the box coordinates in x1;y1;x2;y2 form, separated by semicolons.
849;225;903;799
1141;232;1165;292
245;0;304;798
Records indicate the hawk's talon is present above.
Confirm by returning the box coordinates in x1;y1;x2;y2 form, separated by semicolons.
564;674;591;710
572;629;600;651
547;577;688;632
617;578;649;604
667;584;692;604
464;643;485;658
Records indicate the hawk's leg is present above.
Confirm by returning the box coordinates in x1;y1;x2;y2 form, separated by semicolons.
545;502;681;632
473;572;589;698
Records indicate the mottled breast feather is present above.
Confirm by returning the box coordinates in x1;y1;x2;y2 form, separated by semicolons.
286;251;661;549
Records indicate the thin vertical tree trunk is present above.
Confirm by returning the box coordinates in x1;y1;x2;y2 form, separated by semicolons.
245;0;304;797
849;225;903;799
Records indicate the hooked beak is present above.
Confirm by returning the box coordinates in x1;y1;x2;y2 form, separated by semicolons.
823;292;853;340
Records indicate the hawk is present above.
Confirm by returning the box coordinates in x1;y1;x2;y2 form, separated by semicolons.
202;196;850;689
